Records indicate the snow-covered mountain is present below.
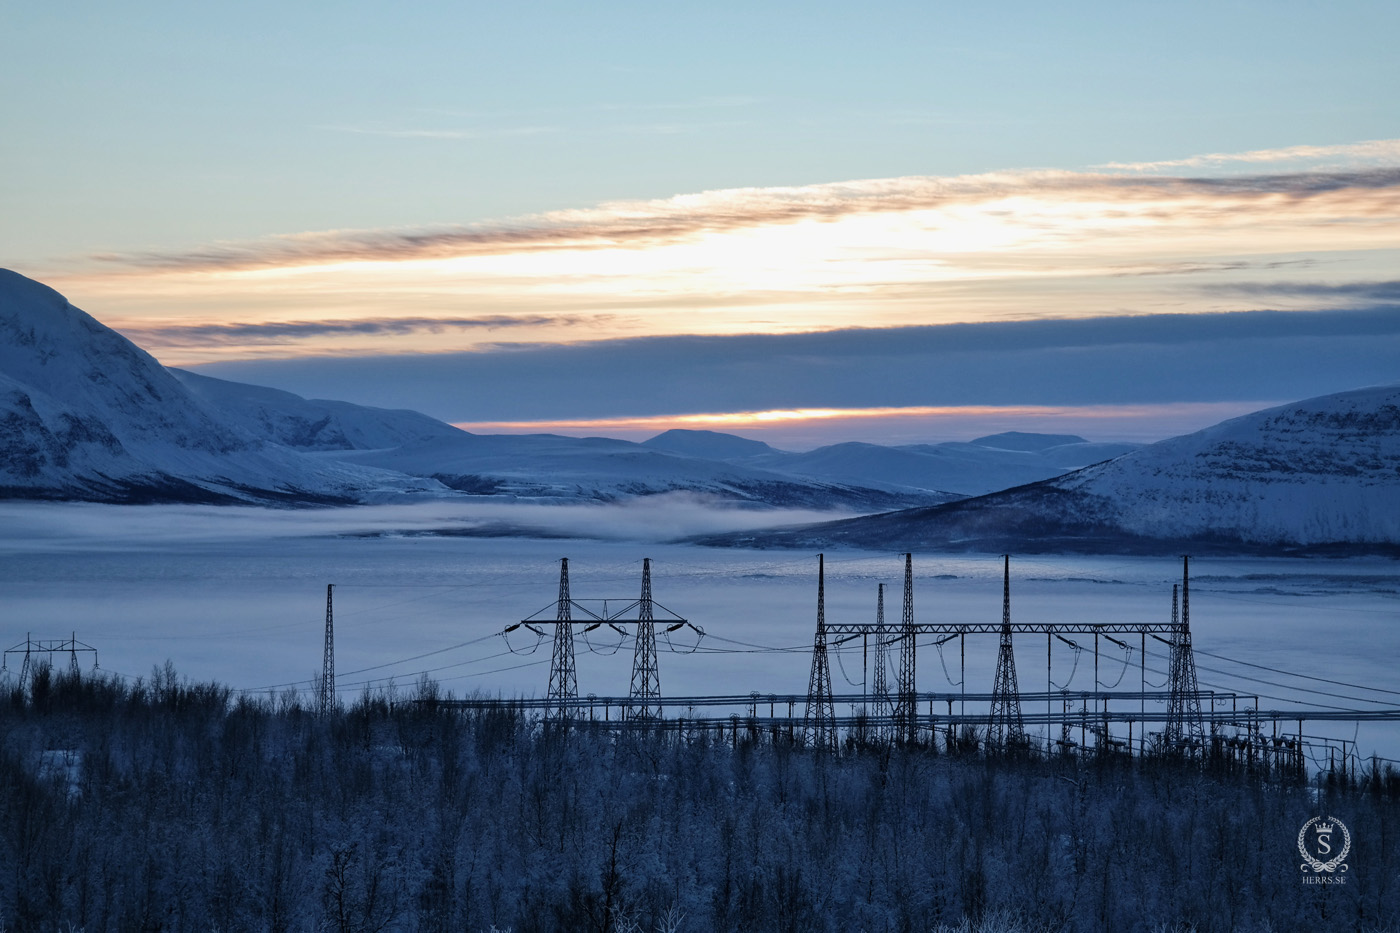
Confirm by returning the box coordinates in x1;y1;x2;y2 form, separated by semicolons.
708;385;1400;554
0;271;958;509
642;428;776;460
335;432;951;510
641;428;1138;497
170;368;463;451
0;270;449;503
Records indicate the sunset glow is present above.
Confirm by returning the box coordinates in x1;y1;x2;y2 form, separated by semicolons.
6;0;1398;445
33;152;1398;369
451;401;1278;447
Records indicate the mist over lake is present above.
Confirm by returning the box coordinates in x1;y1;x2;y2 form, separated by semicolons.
4;500;1396;762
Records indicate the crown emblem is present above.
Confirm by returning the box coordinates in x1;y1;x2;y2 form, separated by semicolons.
1298;816;1351;876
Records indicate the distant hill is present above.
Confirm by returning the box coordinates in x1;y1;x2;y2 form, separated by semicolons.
641;428;776;459
638;428;1140;497
335;432;951;510
701;385;1400;555
966;431;1089;451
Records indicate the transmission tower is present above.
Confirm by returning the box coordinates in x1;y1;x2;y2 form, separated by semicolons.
895;553;917;744
3;634;97;693
319;584;336;715
546;558;578;719
1166;556;1206;752
803;554;837;751
989;555;1026;749
871;583;891;743
627;558;661;720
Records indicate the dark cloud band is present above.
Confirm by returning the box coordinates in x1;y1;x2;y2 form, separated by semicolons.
119;314;581;346
190;308;1400;423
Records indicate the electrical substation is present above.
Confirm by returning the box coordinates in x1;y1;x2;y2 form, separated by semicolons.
8;554;1397;784
413;554;1397;782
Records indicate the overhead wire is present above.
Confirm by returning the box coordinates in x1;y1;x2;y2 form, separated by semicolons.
1195;647;1400;697
935;639;963;687
1097;644;1133;690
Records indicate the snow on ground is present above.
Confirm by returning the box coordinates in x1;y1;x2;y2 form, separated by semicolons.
1;500;1396;761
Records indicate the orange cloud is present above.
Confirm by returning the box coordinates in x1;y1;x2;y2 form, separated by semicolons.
86;166;1400;274
32;142;1400;367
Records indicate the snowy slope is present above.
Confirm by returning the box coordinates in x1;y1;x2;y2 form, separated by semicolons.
641;428;776;459
748;441;982;496
0;269;1147;511
170;368;464;451
0;270;446;503
642;428;1137;496
959;431;1088;452
0;271;963;508
1053;385;1400;544
337;432;954;510
709;385;1400;553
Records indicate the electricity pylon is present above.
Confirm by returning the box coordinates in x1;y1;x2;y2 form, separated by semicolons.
989;555;1026;749
803;554;837;752
871;583;891;743
627;558;661;720
546;558;578;719
895;553;917;744
319;584;336;715
1166;556;1206;752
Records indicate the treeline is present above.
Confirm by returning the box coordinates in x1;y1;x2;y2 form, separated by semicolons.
1;664;1397;933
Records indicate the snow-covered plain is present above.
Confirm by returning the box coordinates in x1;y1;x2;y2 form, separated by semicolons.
2;500;1397;762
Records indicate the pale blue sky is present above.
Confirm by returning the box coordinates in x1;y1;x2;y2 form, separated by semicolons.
6;1;1398;263
3;1;1399;445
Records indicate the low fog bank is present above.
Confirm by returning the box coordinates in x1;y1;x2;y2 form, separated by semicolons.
0;495;850;550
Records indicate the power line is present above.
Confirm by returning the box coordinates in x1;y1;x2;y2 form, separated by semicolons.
1196;647;1400;697
1139;644;1396;708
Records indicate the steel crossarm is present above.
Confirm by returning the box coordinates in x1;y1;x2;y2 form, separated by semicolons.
824;622;1180;636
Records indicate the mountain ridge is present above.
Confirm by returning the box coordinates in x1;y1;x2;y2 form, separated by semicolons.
697;384;1400;555
0;271;964;508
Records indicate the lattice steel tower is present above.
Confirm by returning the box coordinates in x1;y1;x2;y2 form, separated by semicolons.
628;558;661;720
989;555;1026;749
1166;556;1206;751
872;583;891;742
319;584;336;715
803;554;837;751
547;558;578;719
895;553;917;744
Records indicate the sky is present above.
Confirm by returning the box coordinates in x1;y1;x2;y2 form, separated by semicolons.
4;1;1400;447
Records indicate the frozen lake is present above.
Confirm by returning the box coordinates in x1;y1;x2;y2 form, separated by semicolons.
2;500;1398;762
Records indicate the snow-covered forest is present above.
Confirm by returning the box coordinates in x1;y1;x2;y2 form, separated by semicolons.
3;665;1397;933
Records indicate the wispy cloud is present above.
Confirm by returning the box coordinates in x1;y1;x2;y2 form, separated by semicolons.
591;95;761;112
45;138;1400;374
117;314;587;347
88;163;1400;274
606;120;754;136
1210;280;1400;303
315;123;560;140
1098;139;1400;172
1106;258;1323;278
